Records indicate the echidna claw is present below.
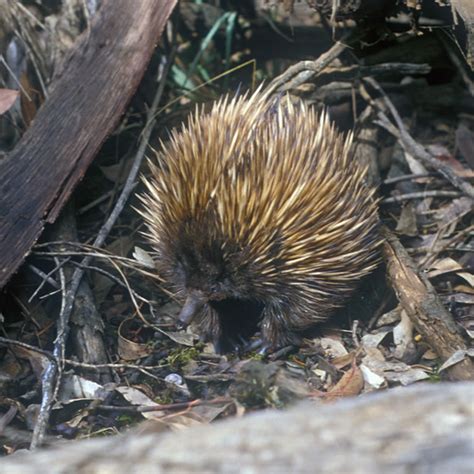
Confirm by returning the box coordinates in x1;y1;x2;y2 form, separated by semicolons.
242;337;264;353
258;345;270;357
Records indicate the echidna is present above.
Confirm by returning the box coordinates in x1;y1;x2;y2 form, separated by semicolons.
139;90;381;353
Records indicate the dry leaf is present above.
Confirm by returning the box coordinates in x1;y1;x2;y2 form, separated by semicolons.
428;258;474;286
438;350;469;372
404;151;428;175
59;375;104;401
362;348;430;386
320;337;348;358
133;246;155;269
395;203;418;236
0;88;19;115
428;257;464;276
361;330;390;349
360;364;385;389
326;363;364;400
427;144;474;178
117;318;154;360
332;351;357;370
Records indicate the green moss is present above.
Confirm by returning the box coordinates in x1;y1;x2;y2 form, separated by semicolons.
165;346;201;369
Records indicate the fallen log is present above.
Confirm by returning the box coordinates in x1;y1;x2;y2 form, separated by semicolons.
2;382;473;473
0;0;177;288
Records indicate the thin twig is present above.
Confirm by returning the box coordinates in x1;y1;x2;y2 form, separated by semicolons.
27;264;60;290
64;359;168;371
265;35;351;94
0;406;18;433
0;336;57;361
382;190;461;204
30;258;67;448
420;223;474;270
351;320;360;348
28;259;69;302
67;260;152;304
33;248;165;285
0;335;172;373
383;173;436;185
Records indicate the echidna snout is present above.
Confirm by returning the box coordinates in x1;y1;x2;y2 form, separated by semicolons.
177;292;206;328
139;90;381;353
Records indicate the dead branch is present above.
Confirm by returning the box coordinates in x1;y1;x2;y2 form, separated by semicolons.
382;227;474;381
266;37;350;93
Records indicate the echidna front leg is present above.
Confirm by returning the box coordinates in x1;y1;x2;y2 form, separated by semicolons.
194;304;222;345
194;305;242;353
260;304;301;350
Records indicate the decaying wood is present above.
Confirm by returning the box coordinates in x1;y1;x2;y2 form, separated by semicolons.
383;228;474;381
0;0;177;289
2;382;473;473
52;203;112;383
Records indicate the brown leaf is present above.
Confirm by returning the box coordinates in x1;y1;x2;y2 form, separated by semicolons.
427;144;474;178
326;361;364;400
395;203;418;236
117;318;153;360
331;351;356;370
0;88;19;115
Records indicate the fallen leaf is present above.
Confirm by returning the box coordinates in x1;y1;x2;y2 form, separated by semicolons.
117;318;154;360
320;337;348;358
404;151;428;175
0;88;19;115
360;364;385;389
395;203;418;236
116;386;231;429
332;351;357;370
428;257;462;276
361;330;390;349
362;348;430;386
428;258;474;286
59;375;104;401
133;246;155;269
116;386;162;413
427;144;474;178
326;362;364;400
438;350;469;372
434;197;472;227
